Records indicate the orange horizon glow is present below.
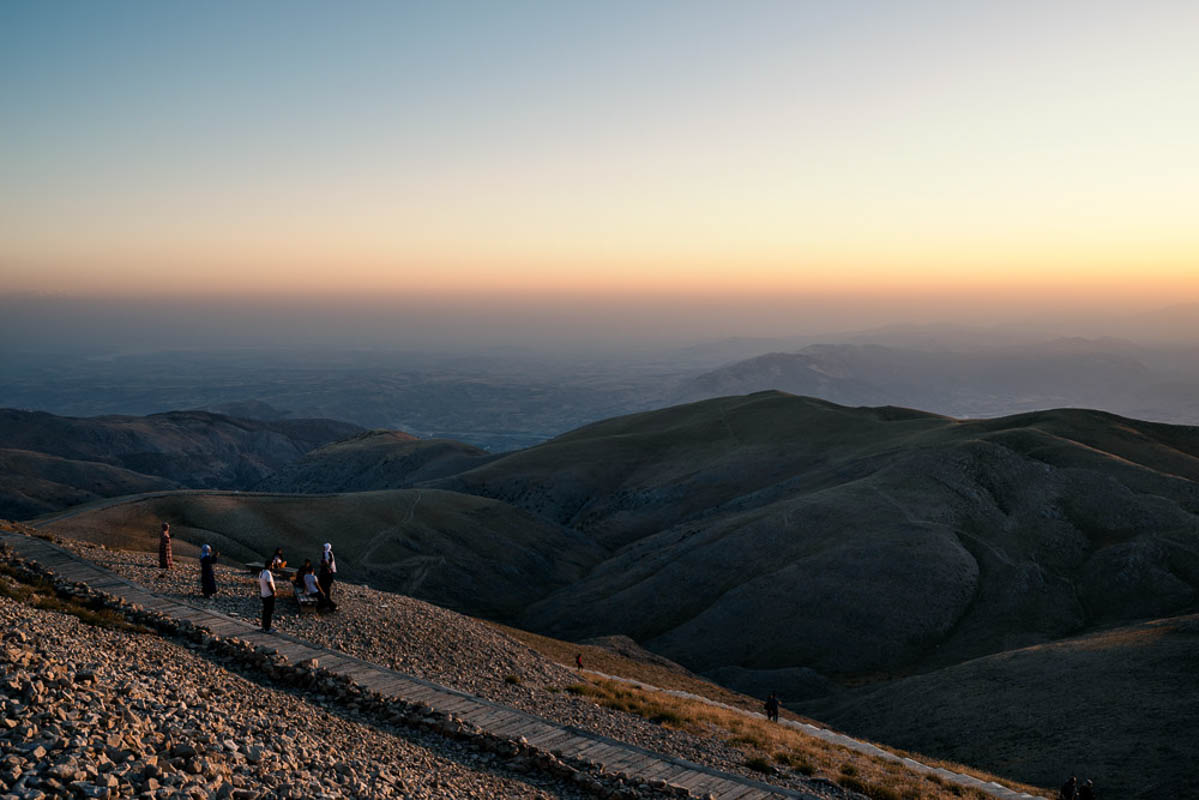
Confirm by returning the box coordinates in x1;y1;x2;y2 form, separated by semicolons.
3;2;1198;310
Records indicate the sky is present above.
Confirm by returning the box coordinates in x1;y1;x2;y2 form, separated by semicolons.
2;0;1198;345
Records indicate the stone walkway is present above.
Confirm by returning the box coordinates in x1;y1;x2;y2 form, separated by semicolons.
2;530;820;800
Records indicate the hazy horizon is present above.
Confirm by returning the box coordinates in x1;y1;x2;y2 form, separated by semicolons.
2;290;1197;356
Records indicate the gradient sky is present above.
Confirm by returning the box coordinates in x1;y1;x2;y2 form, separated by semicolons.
2;0;1197;304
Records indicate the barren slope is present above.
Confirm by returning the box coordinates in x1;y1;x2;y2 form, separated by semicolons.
0;448;180;520
425;392;1199;681
0;408;362;495
256;430;493;493
800;615;1199;800
41;489;603;618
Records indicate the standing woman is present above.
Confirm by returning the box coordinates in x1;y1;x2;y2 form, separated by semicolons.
318;543;337;610
158;522;173;570
199;544;217;599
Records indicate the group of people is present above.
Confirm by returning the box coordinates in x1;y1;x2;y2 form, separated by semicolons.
1060;776;1097;800
257;543;337;632
156;521;338;633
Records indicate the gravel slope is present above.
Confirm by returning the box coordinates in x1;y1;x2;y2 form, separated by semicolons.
54;541;848;799
0;595;594;800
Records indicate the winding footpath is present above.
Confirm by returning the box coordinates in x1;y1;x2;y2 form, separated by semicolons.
3;528;815;800
5;521;1044;800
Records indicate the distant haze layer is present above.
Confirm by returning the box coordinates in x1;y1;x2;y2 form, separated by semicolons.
4;292;1198;355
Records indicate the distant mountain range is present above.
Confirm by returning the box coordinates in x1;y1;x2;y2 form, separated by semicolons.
675;340;1199;423
7;321;1199;453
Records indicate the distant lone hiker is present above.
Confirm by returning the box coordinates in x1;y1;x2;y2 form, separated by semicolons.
576;653;583;671
764;692;780;723
158;523;173;570
318;543;337;610
259;559;276;632
1059;776;1077;800
199;544;217;599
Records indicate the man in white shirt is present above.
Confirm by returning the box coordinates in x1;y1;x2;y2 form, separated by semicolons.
258;560;276;632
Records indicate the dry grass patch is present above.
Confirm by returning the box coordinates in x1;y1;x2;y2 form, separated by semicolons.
0;556;148;635
498;621;1048;797
489;621;810;717
558;675;1044;800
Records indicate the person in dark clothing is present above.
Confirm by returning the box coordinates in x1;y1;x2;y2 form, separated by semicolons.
764;692;780;723
258;559;276;632
575;653;583;671
1077;779;1095;800
1059;776;1077;800
199;544;217;599
158;522;173;569
318;543;337;609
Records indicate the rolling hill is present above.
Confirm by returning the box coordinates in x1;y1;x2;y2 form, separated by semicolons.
0;408;363;518
31;391;1199;797
0;447;181;520
255;430;493;493
799;614;1199;798
425;392;1199;681
40;488;604;619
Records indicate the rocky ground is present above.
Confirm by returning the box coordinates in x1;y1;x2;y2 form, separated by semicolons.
0;593;602;800
51;541;852;798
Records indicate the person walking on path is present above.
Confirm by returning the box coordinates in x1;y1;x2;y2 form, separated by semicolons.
199;544;217;599
576;653;583;671
318;543;337;609
764;692;780;723
1059;776;1077;800
158;523;173;570
259;559;276;632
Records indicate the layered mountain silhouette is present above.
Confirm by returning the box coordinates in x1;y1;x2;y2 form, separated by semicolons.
676;342;1167;421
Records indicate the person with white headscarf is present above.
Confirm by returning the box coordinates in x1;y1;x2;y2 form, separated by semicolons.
318;542;337;611
199;544;217;599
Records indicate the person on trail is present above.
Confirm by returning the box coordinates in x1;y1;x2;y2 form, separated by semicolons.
1077;779;1096;800
199;544;217;599
318;543;337;609
764;692;780;723
1059;775;1078;800
158;523;173;570
259;559;276;632
576;653;583;671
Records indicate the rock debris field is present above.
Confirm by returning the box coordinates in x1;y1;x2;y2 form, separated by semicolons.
0;595;595;800
0;540;859;799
